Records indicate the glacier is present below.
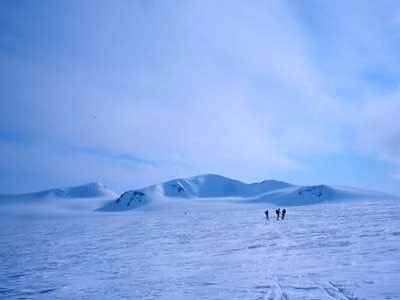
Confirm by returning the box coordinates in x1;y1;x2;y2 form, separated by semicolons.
0;175;399;299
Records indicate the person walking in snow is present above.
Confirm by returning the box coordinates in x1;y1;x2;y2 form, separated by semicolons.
265;209;269;220
281;208;286;220
276;208;281;220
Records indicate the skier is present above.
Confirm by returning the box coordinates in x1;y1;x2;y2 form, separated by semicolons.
276;208;281;220
265;209;269;220
281;208;286;220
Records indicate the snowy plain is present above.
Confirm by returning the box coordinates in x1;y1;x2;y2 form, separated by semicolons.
1;176;400;299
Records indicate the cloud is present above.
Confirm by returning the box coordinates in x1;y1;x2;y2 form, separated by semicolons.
355;91;400;163
0;138;194;193
1;1;400;192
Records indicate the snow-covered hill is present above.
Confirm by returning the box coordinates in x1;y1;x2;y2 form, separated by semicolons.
1;176;399;298
0;182;118;215
1;175;395;214
2;184;400;299
100;174;394;211
0;182;116;200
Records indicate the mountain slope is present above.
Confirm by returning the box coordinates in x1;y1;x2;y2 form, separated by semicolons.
162;174;293;198
100;174;394;211
0;182;117;201
250;184;391;206
0;182;118;215
99;174;293;211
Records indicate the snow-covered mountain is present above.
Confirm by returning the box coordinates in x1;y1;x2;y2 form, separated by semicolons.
100;174;394;211
3;179;399;299
0;182;117;215
1;175;395;214
249;184;390;206
0;182;117;201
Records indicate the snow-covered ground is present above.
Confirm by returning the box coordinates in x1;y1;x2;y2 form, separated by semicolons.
1;196;399;299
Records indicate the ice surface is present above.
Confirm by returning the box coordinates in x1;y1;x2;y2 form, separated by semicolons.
1;176;399;299
1;198;399;299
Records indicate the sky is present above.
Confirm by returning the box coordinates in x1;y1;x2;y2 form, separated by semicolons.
1;0;400;194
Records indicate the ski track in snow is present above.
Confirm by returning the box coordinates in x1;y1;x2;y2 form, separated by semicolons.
0;199;400;299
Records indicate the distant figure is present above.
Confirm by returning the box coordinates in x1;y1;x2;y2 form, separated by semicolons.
265;209;269;220
282;208;286;220
276;208;281;220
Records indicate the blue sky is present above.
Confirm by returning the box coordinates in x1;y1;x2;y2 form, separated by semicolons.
1;0;400;194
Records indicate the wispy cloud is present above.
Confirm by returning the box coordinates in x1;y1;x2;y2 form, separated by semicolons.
1;0;400;193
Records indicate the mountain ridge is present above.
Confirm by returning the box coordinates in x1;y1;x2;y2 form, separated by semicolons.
0;182;117;201
100;174;397;211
